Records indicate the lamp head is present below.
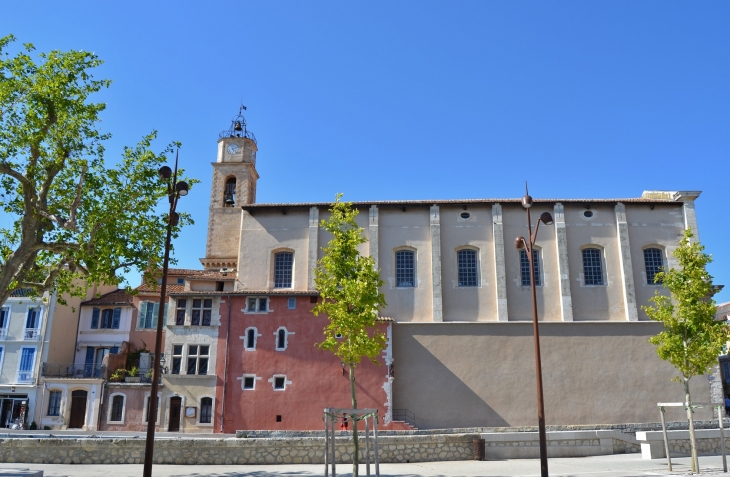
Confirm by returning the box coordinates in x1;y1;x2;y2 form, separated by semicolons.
175;181;189;196
514;236;526;250
158;166;172;180
521;194;533;209
539;212;554;226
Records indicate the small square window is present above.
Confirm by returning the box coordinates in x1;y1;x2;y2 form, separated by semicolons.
258;298;267;312
287;297;296;309
243;376;255;389
274;376;285;390
248;298;257;312
177;278;185;285
310;296;317;304
276;415;282;422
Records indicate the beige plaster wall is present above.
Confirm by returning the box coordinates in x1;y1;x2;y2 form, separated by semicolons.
625;204;683;320
392;322;711;429
238;209;310;290
439;205;497;322
378;206;433;322
563;204;625;321
502;205;561;321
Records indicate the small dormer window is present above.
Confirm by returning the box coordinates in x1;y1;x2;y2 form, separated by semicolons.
224;178;236;207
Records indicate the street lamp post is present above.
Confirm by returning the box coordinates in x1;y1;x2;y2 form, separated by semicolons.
514;185;553;477
142;151;188;477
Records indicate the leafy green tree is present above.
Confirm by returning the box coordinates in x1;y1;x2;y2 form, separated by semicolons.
0;34;193;305
313;194;386;477
644;229;727;473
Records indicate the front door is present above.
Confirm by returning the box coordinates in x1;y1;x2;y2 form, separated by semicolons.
168;397;182;432
1;400;12;428
69;390;87;429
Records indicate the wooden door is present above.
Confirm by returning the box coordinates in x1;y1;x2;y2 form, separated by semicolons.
168;397;182;432
69;390;87;429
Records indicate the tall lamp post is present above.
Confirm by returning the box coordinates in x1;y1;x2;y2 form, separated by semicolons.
514;185;553;477
142;151;188;477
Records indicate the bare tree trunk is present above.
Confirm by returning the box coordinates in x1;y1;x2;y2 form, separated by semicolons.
350;364;358;477
684;376;699;473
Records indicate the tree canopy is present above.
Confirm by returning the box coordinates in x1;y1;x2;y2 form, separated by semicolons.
0;34;194;305
644;228;727;473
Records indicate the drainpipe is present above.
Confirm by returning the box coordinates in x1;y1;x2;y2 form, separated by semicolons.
219;294;232;433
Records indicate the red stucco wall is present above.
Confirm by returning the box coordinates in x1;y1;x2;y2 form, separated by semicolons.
215;295;401;432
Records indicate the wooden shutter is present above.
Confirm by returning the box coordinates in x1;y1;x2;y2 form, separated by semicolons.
112;308;121;329
151;302;160;328
138;302;147;329
91;308;100;329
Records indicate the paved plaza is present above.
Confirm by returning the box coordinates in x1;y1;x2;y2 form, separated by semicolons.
1;454;729;477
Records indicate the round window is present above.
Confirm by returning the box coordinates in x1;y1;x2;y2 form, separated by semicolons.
583;210;594;218
460;212;471;219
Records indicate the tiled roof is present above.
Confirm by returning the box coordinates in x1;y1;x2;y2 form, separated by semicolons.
242;197;679;211
82;289;134;306
376;316;395;322
167;290;319;297
187;271;236;280
136;283;185;294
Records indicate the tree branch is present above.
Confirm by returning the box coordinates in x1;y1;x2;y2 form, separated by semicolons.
0;161;33;191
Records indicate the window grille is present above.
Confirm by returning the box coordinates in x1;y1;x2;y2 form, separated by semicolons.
395;250;415;287
187;345;209;375
191;299;212;326
176;299;186;325
171;345;183;375
582;248;604;285
520;249;541;286
457;249;478;287
200;397;213;423
274;252;293;288
110;395;124;422
644;248;664;284
277;329;286;350
47;390;61;416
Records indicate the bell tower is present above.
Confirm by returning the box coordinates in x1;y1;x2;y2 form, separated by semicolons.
201;106;259;271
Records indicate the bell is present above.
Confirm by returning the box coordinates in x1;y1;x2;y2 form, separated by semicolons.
224;194;235;206
233;121;243;132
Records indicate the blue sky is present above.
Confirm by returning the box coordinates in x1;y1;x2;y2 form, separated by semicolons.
2;2;729;303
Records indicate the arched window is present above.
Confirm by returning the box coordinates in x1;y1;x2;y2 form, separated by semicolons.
224;177;236;207
519;249;541;286
109;394;125;423
644;248;664;284
457;249;478;287
395;250;415;287
582;248;604;285
244;327;258;350
274;252;293;288
276;328;287;350
199;397;213;424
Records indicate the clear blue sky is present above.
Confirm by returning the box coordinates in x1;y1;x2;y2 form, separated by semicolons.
2;2;729;303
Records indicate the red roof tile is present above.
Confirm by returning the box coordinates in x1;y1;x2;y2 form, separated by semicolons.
82;289;134;306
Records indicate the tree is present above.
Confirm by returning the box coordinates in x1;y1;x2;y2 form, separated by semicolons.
0;35;193;306
644;229;728;473
313;194;386;477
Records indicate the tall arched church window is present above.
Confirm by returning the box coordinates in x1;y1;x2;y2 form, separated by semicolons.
644;248;664;284
224;177;236;207
274;252;293;288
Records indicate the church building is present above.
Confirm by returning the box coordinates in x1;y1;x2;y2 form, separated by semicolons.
195;109;713;432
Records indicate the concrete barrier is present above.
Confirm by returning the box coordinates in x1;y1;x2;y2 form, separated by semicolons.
637;429;730;459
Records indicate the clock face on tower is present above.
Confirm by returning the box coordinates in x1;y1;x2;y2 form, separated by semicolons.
226;144;239;154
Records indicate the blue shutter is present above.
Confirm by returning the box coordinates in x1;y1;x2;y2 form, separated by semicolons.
138;302;147;329
112;308;121;329
164;303;169;325
19;348;35;371
151;303;159;329
91;308;100;329
0;347;3;364
26;309;36;328
85;347;95;365
110;346;119;354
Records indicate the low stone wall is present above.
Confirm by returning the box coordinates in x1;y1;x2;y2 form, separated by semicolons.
0;434;478;465
482;430;641;460
637;429;730;459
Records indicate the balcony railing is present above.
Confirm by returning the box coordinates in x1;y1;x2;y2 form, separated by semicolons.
23;328;40;341
16;372;34;384
41;362;106;379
